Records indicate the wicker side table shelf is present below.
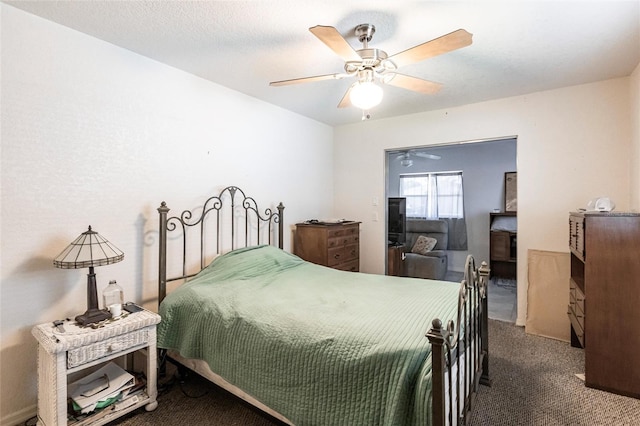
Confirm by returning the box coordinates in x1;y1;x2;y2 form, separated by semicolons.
32;308;161;426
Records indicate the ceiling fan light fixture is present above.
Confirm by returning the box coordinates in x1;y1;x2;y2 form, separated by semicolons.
400;159;413;167
271;25;473;119
350;81;383;110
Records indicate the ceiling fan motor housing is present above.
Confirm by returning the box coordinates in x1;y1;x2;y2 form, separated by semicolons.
352;24;393;72
355;23;376;43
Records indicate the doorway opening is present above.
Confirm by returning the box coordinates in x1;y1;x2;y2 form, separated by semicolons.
384;136;517;323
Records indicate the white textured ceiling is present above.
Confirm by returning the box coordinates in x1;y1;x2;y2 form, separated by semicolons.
5;0;640;126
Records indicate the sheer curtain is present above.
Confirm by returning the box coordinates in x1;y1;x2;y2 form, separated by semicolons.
399;172;468;250
399;172;464;219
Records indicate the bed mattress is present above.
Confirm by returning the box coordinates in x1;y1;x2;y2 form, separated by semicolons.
157;245;461;426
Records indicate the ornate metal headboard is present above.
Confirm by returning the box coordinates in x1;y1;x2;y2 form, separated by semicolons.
157;186;284;304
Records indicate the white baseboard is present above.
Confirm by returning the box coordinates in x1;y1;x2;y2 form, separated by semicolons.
2;404;36;426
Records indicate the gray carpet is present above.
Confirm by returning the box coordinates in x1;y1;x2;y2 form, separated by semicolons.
111;320;640;425
470;320;640;425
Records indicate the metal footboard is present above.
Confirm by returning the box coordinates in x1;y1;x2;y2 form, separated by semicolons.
427;255;491;425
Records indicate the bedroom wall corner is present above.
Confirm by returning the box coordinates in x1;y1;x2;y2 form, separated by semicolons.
0;4;334;423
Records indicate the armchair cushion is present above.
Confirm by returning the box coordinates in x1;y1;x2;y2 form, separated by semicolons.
406;219;448;251
403;219;449;280
411;235;438;255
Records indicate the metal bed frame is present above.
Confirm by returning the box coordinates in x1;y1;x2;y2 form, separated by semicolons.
157;186;284;304
157;185;490;425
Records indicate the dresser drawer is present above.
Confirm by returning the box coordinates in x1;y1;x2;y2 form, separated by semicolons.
333;259;359;272
569;215;585;260
568;306;585;347
327;225;359;239
328;234;359;248
568;278;585;346
569;303;585;332
67;327;150;368
574;289;585;318
569;279;585;315
327;244;359;267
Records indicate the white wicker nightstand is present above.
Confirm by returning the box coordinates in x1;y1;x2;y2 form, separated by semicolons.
32;308;161;426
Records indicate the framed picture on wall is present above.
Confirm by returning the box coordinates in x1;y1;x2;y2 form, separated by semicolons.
505;172;517;212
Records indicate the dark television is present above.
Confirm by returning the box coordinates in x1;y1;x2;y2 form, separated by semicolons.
388;197;406;245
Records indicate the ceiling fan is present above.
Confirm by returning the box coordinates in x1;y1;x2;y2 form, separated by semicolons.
395;150;441;167
270;24;472;111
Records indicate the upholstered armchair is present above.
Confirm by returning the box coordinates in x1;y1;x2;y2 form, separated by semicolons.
402;219;449;280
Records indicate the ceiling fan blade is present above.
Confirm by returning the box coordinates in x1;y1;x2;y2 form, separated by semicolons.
413;152;442;160
309;25;362;63
337;85;353;108
270;73;344;86
387;29;472;68
384;73;442;95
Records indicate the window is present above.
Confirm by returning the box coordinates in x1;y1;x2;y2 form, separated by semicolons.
399;172;464;219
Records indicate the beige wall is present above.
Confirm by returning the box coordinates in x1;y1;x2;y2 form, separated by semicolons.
333;77;633;329
630;63;640;210
3;3;639;424
0;5;334;424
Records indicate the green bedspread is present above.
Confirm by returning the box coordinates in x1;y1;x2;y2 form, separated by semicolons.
157;245;461;426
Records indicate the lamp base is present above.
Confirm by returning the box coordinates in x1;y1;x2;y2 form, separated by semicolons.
75;308;112;326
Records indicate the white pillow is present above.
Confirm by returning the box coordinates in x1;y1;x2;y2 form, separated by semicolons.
411;235;438;255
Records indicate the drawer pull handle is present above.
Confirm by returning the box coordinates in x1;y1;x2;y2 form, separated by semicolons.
109;343;122;352
334;254;341;259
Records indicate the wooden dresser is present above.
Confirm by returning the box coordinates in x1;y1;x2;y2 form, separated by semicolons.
294;222;360;271
568;211;640;399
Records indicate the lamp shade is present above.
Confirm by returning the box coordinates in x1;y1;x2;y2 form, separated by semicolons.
54;226;124;269
350;81;383;110
54;226;124;326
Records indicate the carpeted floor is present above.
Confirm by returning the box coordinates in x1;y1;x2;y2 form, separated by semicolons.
111;320;640;425
469;320;640;425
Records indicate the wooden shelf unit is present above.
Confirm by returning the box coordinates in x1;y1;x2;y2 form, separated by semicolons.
489;212;517;279
568;211;640;399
